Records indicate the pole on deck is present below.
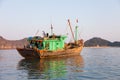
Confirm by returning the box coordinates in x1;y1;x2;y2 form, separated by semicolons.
75;19;78;44
68;19;75;42
51;24;53;35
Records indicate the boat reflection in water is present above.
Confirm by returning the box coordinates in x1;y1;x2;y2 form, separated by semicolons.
17;55;84;79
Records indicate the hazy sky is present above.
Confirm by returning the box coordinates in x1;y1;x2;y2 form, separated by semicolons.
0;0;120;41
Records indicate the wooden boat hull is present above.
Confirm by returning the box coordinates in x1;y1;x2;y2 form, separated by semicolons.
16;46;83;59
17;48;40;58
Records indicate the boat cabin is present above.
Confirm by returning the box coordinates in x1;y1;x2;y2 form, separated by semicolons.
27;35;67;51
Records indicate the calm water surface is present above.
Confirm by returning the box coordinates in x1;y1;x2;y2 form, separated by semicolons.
0;48;120;80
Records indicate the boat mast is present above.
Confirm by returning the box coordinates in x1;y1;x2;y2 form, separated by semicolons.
51;24;53;35
75;19;78;44
67;19;75;42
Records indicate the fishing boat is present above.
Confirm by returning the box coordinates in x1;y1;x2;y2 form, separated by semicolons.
17;19;84;59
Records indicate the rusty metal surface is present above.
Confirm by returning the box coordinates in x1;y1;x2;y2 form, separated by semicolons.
17;46;83;59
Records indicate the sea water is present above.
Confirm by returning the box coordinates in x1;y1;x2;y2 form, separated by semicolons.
0;48;120;80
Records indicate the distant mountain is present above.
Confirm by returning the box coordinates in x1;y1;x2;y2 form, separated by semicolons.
84;37;120;47
0;36;28;49
0;36;120;49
